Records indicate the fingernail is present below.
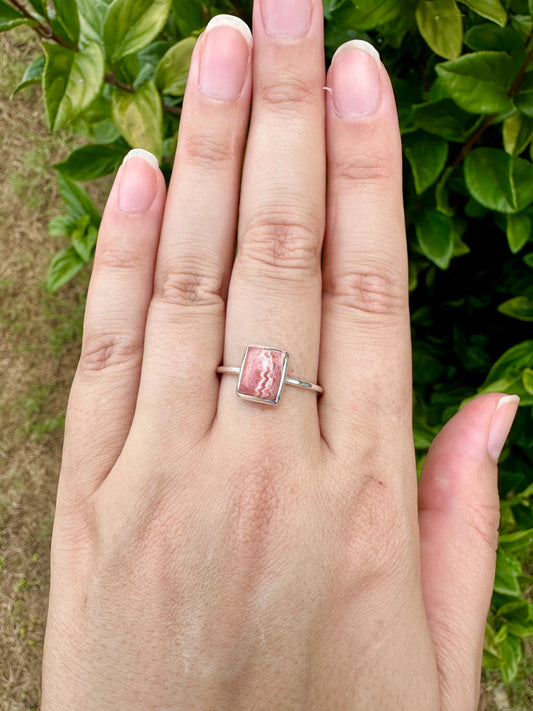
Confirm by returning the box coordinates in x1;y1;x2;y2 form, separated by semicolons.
118;149;159;213
198;15;252;100
488;395;520;463
329;40;382;117
261;0;313;38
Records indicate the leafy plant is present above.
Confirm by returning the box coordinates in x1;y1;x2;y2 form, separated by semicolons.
1;0;533;689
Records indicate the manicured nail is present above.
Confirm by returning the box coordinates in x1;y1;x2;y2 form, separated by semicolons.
118;149;159;213
488;395;520;462
198;15;252;100
329;40;382;117
261;0;313;38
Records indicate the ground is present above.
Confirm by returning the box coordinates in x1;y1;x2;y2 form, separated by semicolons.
0;26;530;711
0;28;105;710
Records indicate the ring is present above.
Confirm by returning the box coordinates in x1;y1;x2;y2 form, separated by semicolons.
217;345;323;406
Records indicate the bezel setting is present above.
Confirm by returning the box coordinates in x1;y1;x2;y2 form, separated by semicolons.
237;345;289;406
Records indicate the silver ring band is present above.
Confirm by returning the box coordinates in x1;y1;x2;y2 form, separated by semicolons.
217;366;324;395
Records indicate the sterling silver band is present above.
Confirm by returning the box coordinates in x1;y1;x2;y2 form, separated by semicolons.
216;365;324;396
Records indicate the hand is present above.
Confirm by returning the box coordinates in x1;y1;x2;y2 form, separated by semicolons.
41;2;519;709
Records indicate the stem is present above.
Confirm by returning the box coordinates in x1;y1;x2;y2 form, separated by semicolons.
508;44;533;98
104;73;135;94
451;31;533;168
451;113;497;168
8;0;72;48
163;104;182;118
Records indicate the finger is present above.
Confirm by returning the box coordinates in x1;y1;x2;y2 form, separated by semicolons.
319;42;410;462
135;16;253;439
218;0;326;423
61;151;165;502
418;394;520;711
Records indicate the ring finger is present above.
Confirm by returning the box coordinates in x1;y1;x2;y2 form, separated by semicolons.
218;0;326;429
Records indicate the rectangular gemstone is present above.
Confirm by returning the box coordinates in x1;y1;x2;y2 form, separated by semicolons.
238;346;287;403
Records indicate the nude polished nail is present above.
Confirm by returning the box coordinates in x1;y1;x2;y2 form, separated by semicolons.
329;40;382;117
118;149;159;213
261;0;313;38
488;394;520;462
198;15;252;100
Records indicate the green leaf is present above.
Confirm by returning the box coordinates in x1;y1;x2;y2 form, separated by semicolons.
49;0;80;46
77;0;109;46
458;0;507;26
54;144;126;181
48;214;78;237
412;98;477;142
329;0;405;31
47;246;86;292
500;634;522;683
507;621;533;637
112;81;164;159
10;56;44;98
70;95;121;144
494;550;522;596
403;132;449;194
56;173;101;224
435;51;514;114
524;253;533;269
464;148;533;214
436;166;455;216
506;213;531;253
135;41;171;89
515;73;533;118
28;0;47;16
42;41;104;131
499;529;533;553
323;0;344;21
104;0;173;63
415;208;456;269
464;23;523;60
155;36;197;96
503;113;533;156
524;368;533;395
498;297;533;321
511;14;533;43
478;340;533;402
0;0;33;31
415;0;463;59
171;0;208;35
72;223;98;262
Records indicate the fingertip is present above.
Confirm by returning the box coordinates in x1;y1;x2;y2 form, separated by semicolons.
488;394;520;463
117;151;165;214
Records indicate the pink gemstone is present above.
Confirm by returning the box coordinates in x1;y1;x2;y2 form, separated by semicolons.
239;347;286;402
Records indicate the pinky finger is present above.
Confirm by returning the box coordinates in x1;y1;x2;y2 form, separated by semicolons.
59;150;166;508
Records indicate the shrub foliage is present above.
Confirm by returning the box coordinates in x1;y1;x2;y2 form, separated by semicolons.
1;0;533;687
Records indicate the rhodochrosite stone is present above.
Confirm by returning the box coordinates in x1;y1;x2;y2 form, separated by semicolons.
238;347;287;403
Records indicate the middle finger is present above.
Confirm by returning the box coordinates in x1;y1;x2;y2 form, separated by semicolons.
219;0;326;426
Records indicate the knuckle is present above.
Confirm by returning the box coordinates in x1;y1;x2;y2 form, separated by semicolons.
336;150;396;187
468;500;500;552
154;261;225;310
78;332;142;374
260;72;316;114
325;266;407;317
332;472;412;584
98;245;144;272
239;214;321;277
181;132;237;171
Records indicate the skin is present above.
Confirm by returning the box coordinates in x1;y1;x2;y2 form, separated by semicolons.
41;2;518;709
